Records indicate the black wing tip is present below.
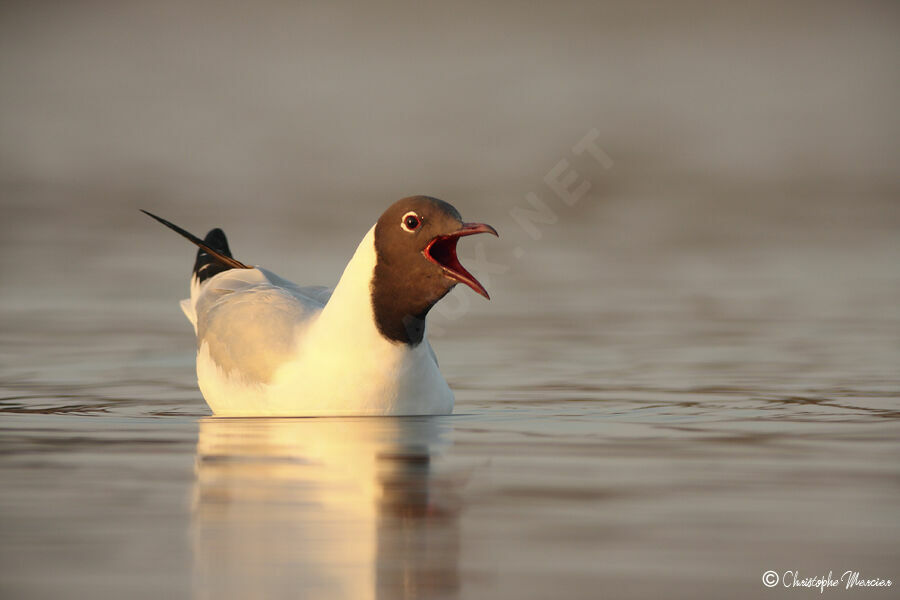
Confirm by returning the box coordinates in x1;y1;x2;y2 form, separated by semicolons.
140;208;162;223
140;209;250;273
140;209;189;234
193;228;236;283
204;227;228;246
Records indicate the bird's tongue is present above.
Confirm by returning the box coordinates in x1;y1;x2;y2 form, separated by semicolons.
424;222;498;299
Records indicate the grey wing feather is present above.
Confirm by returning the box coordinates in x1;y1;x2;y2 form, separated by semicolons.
192;267;332;383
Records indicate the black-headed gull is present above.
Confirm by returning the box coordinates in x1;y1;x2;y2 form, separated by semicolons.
143;196;498;416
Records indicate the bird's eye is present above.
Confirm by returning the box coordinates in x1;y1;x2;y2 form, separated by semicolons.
401;212;421;232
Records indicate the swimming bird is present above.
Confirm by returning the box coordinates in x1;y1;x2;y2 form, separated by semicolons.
142;196;498;416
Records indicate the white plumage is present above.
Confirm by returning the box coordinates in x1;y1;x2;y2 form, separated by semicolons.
181;226;454;416
145;196;497;416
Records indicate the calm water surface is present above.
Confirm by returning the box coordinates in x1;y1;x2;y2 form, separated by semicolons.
1;2;899;598
1;202;898;599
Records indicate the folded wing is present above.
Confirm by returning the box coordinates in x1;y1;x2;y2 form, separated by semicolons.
187;267;332;384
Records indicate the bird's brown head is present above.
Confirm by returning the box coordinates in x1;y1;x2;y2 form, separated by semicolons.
371;196;498;344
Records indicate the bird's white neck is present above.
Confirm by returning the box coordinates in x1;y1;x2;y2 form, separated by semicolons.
313;225;402;351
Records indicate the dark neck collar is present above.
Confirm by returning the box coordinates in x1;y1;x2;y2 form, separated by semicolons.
370;257;452;346
370;266;449;345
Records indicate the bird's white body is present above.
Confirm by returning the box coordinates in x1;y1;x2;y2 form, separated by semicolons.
180;225;454;416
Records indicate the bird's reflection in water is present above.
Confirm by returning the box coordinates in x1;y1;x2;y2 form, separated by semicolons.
192;417;460;600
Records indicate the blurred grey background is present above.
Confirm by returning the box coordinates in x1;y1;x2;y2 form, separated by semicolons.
1;4;899;598
0;0;897;330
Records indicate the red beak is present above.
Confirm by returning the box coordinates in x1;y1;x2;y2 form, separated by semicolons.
423;222;499;299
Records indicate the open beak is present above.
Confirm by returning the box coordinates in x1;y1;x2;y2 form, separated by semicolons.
423;222;499;299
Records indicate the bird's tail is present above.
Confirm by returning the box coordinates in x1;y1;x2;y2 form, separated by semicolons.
141;210;251;330
192;228;238;284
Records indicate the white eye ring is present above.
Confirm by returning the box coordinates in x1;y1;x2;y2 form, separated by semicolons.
400;211;421;233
